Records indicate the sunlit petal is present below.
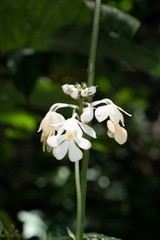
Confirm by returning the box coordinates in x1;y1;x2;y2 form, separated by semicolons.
63;118;78;132
95;105;110;122
53;141;69;160
81;106;94;123
76;137;91;150
107;130;114;138
79;122;96;138
47;136;58;147
107;120;116;134
114;126;127;145
68;140;83;162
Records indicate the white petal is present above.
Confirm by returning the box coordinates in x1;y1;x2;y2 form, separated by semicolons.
95;105;110;122
79;122;96;138
81;89;89;97
114;126;128;145
109;106;122;125
68;140;83;162
107;120;116;134
80;107;94;123
70;88;79;99
107;130;114;138
38;111;52;134
62;84;70;95
63;118;79;132
53;140;69;160
47;136;58;147
47;134;67;147
88;86;96;95
68;85;75;90
51;112;65;124
76;137;91;150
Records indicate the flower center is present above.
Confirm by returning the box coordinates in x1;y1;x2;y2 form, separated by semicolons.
68;133;74;140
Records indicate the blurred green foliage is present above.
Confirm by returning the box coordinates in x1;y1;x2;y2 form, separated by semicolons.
0;0;160;240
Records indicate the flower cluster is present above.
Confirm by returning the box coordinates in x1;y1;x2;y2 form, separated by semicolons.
62;83;96;100
38;83;131;161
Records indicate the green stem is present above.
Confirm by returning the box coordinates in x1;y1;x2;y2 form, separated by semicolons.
87;0;101;87
75;161;82;240
80;0;101;238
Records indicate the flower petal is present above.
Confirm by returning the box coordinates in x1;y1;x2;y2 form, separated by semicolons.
47;134;67;147
107;120;116;134
95;105;110;122
63;118;78;132
68;140;83;162
70;88;79;99
62;84;70;95
79;122;96;138
89;86;96;95
76;137;91;150
109;106;123;125
53;140;69;160
80;106;94;123
114;126;127;145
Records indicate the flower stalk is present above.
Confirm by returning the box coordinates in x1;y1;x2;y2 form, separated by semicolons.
78;0;101;239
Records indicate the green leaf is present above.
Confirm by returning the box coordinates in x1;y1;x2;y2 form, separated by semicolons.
0;0;89;53
66;228;75;240
85;1;141;37
47;233;121;240
83;233;122;240
30;25;160;76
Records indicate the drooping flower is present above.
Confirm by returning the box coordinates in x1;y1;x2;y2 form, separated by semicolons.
107;120;127;144
93;98;131;144
94;100;128;125
38;111;65;151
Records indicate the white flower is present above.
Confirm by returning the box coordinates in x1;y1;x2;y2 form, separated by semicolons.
61;84;70;95
95;104;124;125
47;115;96;161
62;83;97;100
62;84;79;99
94;99;131;125
107;120;127;145
47;131;91;162
38;111;65;151
81;86;96;97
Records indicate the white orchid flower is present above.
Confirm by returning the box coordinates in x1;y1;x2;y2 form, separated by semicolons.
94;99;131;126
47;114;96;161
47;130;91;162
107;120;128;145
38;103;78;152
38;111;65;151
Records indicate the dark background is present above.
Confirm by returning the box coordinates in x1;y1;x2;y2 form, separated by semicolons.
0;0;160;239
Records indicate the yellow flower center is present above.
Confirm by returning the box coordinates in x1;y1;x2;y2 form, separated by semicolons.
68;133;74;140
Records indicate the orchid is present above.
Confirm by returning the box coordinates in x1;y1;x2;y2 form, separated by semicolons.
47;115;96;161
38;111;65;152
47;130;91;162
38;84;131;160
